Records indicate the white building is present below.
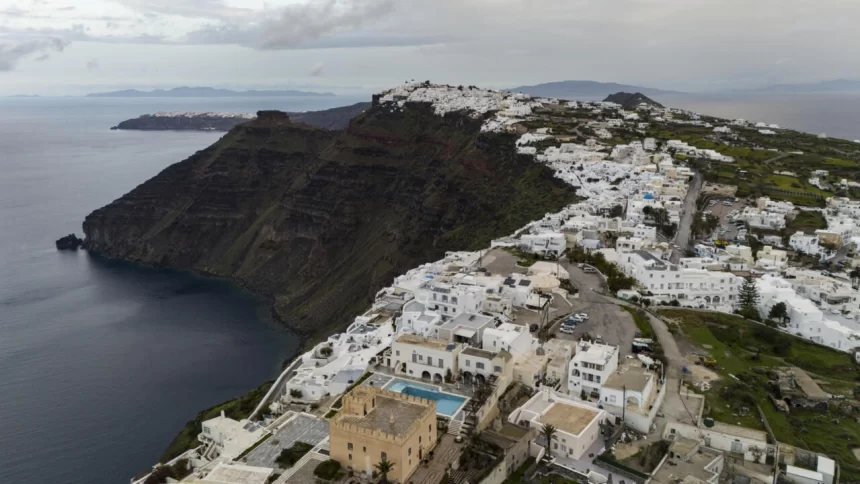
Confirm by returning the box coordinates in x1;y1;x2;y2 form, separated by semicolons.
619;250;742;310
756;246;789;271
569;340;619;398
789;231;823;257
508;389;607;460
786;466;825;484
390;334;462;383
482;322;534;358
664;421;772;463
757;275;860;352
599;362;663;433
519;232;566;257
458;347;512;383
199;412;267;460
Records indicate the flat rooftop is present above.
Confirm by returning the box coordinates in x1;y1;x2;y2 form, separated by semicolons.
445;312;494;329
338;394;431;437
198;463;272;484
710;421;768;442
603;365;653;393
396;333;456;351
462;347;497;359
651;448;722;484
541;402;599;436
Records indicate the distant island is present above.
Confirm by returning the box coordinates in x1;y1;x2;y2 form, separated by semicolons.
111;102;371;131
603;91;664;109
743;79;860;93
508;80;681;100
87;86;336;98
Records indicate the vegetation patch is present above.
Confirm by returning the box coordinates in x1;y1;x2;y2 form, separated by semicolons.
658;308;860;480
159;381;273;462
276;441;313;468
313;459;342;480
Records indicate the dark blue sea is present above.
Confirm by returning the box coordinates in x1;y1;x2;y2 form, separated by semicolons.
0;96;359;484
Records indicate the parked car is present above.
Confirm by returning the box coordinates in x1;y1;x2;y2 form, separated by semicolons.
560;326;576;334
529;323;539;332
574;313;589;320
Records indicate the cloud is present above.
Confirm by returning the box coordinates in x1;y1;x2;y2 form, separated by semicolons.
87;59;100;71
258;0;395;49
0;37;69;71
309;62;324;77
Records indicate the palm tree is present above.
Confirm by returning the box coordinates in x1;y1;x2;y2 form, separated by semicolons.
374;457;395;484
541;424;557;460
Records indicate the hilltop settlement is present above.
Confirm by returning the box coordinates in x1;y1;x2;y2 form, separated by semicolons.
132;83;860;484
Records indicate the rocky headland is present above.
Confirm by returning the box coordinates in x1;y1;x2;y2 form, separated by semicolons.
82;94;578;340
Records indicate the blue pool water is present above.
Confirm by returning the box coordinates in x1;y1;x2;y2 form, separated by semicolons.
385;379;468;417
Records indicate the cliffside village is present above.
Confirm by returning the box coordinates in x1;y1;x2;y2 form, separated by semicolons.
136;83;860;484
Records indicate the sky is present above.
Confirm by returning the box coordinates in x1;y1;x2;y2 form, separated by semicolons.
0;0;857;95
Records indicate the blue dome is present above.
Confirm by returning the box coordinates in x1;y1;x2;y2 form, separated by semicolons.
643;193;655;200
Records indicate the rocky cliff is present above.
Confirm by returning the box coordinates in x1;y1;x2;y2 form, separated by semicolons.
112;102;372;132
83;100;578;338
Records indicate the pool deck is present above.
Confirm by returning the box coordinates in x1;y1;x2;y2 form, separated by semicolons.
362;371;471;419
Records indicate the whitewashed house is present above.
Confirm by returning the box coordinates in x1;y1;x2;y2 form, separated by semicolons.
569;340;619;398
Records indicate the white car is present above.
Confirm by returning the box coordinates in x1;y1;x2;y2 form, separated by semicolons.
575;313;589;320
559;326;576;334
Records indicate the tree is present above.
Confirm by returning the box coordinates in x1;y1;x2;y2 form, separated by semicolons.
320;346;333;358
445;368;453;383
609;205;624;218
541;424;557;460
289;388;303;399
374;457;395;484
851;267;860;289
768;302;788;326
738;276;760;320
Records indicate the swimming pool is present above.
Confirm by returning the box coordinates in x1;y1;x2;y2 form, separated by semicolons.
385;378;468;417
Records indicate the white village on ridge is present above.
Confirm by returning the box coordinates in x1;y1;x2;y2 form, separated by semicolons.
135;82;860;484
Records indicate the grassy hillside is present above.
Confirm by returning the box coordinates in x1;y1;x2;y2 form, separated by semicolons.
659;309;860;479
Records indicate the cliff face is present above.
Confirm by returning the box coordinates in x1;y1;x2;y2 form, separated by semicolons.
83;102;577;338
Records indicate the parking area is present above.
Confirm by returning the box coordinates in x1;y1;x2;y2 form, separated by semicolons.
548;299;638;358
702;197;747;242
480;248;527;276
243;414;329;468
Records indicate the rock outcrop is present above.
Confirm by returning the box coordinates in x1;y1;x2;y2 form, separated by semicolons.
111;103;372;132
83;101;577;338
602;92;663;110
56;234;83;250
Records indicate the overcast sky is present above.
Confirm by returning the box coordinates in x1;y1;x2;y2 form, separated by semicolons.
0;0;857;95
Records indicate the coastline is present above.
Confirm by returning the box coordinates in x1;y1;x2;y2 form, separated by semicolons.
83;250;308;466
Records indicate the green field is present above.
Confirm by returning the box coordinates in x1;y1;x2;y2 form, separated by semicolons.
658;309;860;479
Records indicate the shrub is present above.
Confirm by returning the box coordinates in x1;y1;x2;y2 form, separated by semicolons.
276;442;313;468
289;389;303;399
314;460;342;480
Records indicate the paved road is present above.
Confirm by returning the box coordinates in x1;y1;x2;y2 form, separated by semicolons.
671;171;704;264
552;262;638;358
762;152;791;164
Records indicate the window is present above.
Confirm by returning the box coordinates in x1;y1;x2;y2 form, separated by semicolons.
418;355;423;361
363;446;366;453
348;443;353;450
465;360;471;367
419;436;422;443
395;350;400;356
381;452;387;460
349;454;352;460
476;362;485;370
495;366;502;373
409;448;412;456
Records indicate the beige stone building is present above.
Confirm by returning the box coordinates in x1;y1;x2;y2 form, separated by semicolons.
330;386;438;483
